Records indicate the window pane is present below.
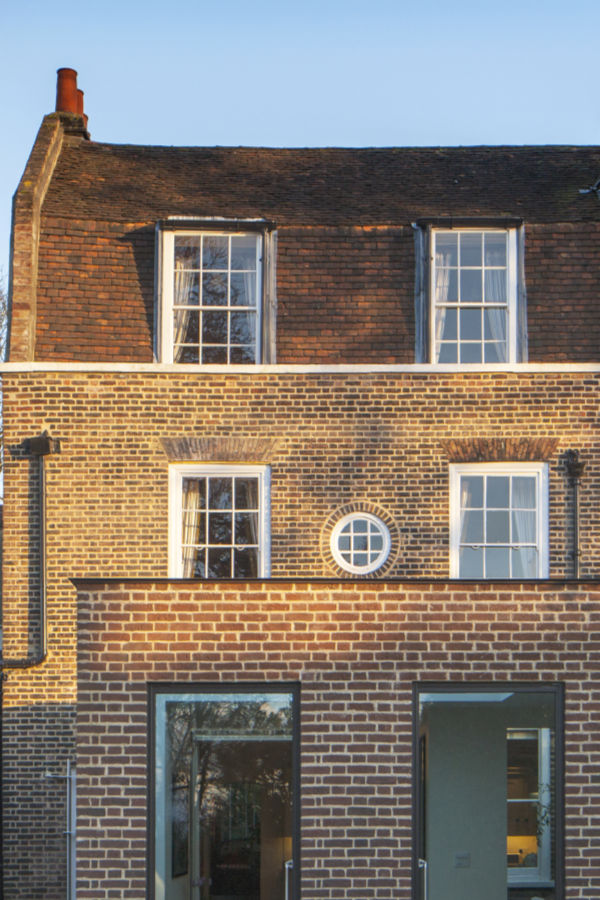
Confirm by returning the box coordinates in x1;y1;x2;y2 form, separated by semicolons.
175;345;199;364
460;509;483;543
208;512;233;545
202;235;228;269
485;546;510;577
484;231;507;266
202;273;227;306
460;269;482;303
174;235;201;268
511;547;538;577
235;478;259;509
437;307;457;341
174;271;199;307
460;232;482;266
437;342;457;363
484;307;507;341
484;269;507;304
487;476;510;508
435;268;458;303
461;475;484;508
230;272;256;307
460;342;481;364
486;510;510;543
435;233;457;267
207;547;232;577
484;342;506;363
512;476;536;509
230;311;255;346
157;692;295;900
230;344;257;364
460;307;482;340
235;512;258;545
209;478;233;509
202;346;228;363
234;547;259;577
231;235;258;270
459;546;483;577
512;510;536;544
202;310;228;344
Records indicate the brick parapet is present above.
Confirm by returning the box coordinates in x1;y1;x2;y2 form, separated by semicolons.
8;115;70;361
74;578;600;899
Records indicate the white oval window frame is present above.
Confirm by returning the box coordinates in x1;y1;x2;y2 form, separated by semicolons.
330;512;391;575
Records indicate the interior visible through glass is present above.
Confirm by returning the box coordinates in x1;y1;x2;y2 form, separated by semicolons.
416;688;557;900
155;691;294;900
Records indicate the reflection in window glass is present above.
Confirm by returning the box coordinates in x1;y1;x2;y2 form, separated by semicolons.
181;475;260;578
155;690;296;900
173;232;261;364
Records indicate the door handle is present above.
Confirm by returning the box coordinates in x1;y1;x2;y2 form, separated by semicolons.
284;859;293;900
418;858;428;900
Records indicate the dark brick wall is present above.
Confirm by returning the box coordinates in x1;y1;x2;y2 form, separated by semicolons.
31;217;600;363
75;579;600;900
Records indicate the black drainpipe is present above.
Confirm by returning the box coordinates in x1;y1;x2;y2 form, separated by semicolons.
0;433;58;900
565;449;585;578
0;433;58;671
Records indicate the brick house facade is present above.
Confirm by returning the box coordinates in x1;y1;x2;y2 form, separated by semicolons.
1;69;600;899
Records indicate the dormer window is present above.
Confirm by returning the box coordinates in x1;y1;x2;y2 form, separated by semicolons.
413;221;527;365
432;228;517;364
158;220;276;364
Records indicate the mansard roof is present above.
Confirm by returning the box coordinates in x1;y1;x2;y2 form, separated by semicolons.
44;136;600;224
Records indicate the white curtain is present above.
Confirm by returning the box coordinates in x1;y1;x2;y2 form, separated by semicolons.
182;479;202;577
510;476;537;576
434;267;450;362
173;261;195;362
485;269;507;356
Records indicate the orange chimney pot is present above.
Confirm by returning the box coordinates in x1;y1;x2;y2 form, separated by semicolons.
55;68;78;115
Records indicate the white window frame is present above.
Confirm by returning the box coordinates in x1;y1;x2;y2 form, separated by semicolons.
449;462;549;578
330;512;391;574
430;227;518;365
507;727;553;886
160;229;264;364
168;463;270;578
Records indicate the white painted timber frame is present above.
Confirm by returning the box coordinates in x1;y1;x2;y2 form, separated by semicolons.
330;512;391;574
430;227;518;365
159;229;263;364
168;463;271;578
449;461;549;579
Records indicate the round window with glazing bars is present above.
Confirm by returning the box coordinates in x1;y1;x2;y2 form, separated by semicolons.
330;513;391;574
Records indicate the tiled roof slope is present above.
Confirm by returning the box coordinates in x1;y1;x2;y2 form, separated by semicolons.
44;138;600;224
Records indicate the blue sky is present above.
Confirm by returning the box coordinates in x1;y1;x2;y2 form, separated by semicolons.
1;0;600;279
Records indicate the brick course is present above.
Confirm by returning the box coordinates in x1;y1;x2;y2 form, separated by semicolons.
2;369;599;896
75;578;600;900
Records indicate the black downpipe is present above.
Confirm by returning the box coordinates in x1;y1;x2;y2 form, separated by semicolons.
0;433;57;671
565;449;585;578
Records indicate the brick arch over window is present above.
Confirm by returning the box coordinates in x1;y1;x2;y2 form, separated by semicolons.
160;436;280;462
440;437;558;463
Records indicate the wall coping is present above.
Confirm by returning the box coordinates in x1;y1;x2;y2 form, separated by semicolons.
72;576;600;589
2;362;600;375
